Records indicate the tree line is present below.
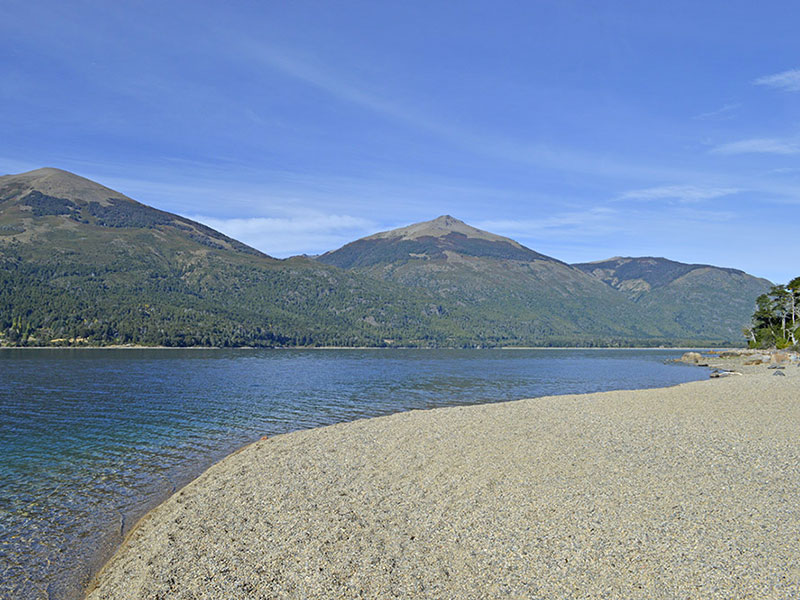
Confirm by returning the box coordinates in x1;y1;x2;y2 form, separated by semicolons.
745;277;800;349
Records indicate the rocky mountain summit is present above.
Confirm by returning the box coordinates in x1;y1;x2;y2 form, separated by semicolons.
317;215;556;268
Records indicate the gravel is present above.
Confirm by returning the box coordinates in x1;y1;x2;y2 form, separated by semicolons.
86;364;800;599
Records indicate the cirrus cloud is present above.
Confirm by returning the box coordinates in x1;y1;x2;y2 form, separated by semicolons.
618;185;740;203
711;138;800;155
753;69;800;92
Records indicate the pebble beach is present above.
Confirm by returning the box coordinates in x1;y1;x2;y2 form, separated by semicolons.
86;354;800;599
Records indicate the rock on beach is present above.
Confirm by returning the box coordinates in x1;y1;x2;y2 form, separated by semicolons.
87;364;800;600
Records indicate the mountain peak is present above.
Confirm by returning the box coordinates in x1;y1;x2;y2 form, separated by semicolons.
0;167;269;258
7;166;67;177
318;215;559;269
4;167;101;184
365;214;525;248
431;214;460;226
0;167;129;205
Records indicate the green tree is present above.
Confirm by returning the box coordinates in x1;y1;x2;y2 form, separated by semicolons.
747;278;800;349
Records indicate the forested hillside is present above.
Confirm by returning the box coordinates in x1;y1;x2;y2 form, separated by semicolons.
573;257;772;342
0;169;468;347
0;169;771;347
318;216;771;345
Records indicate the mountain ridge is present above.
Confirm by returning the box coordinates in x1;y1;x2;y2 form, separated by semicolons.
0;168;772;347
317;215;771;344
572;256;771;341
572;256;752;292
318;214;771;344
0;168;470;347
0;167;269;258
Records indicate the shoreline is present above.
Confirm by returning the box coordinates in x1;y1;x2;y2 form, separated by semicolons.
0;344;743;351
85;355;800;599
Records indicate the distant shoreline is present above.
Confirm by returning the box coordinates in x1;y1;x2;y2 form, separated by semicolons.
0;344;742;351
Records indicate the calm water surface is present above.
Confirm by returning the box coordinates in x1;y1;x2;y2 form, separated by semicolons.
0;348;706;599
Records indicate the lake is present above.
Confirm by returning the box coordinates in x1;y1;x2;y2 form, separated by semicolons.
0;348;706;599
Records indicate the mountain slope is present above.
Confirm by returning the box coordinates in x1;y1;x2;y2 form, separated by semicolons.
1;171;770;347
0;168;266;256
573;257;772;342
0;169;465;347
318;216;709;345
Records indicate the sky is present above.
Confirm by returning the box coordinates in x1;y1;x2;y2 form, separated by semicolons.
1;0;798;283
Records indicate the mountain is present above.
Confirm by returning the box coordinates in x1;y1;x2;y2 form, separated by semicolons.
0;167;267;256
573;257;772;342
0;170;770;347
318;215;556;268
318;216;728;345
0;169;463;347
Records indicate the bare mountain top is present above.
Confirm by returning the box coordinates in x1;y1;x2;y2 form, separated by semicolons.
0;167;130;206
0;168;267;257
318;215;557;268
366;215;526;248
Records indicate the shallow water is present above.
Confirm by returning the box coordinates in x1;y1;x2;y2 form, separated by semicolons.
0;348;706;599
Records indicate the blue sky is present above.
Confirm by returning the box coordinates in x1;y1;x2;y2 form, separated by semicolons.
2;1;798;283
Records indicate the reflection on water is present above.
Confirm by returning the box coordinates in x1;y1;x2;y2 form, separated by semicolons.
0;348;705;599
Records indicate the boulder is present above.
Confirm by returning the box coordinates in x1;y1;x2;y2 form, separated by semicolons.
679;352;704;364
770;352;790;364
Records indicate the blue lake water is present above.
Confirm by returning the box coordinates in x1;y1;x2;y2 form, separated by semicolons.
0;348;707;599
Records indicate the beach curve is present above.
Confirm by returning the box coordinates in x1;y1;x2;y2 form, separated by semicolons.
86;363;800;599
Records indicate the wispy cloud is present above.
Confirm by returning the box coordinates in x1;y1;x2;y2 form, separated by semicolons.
711;138;800;155
618;185;740;203
240;41;455;138
693;103;740;121
187;211;375;257
766;167;800;175
753;69;800;92
477;208;620;241
234;40;721;184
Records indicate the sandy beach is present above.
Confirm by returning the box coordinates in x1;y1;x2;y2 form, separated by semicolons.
86;356;800;599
